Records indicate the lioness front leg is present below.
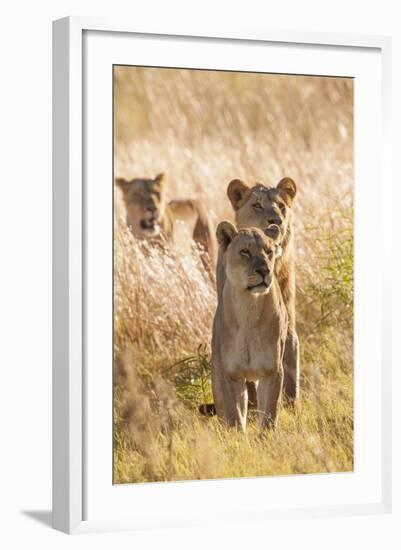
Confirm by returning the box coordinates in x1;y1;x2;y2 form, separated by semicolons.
257;368;283;429
283;329;300;402
225;377;248;432
211;365;226;419
212;369;248;432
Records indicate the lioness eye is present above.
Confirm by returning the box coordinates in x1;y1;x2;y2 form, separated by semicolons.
240;249;250;257
253;203;263;210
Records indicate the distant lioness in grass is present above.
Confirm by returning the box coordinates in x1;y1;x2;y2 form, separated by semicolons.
116;173;217;273
219;177;300;403
211;221;287;431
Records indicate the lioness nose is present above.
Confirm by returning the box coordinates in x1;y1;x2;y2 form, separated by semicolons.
255;265;269;277
147;205;157;213
268;218;282;226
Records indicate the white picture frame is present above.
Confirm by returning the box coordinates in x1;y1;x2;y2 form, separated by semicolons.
52;16;392;534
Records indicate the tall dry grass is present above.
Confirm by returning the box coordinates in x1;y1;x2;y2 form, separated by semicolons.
113;66;353;483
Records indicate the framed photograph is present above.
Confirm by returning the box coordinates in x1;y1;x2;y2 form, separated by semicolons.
52;16;392;534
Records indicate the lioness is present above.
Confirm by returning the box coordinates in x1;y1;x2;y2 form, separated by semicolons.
218;177;300;402
211;221;287;431
116;173;216;271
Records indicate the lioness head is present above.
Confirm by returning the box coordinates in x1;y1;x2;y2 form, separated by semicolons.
216;221;281;296
116;173;166;238
227;177;296;247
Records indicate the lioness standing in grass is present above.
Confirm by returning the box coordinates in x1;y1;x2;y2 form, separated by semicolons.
219;177;300;403
212;221;287;431
116;173;217;273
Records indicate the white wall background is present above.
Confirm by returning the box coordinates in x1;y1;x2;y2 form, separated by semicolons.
0;1;399;548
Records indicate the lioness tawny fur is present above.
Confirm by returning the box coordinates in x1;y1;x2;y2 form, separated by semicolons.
116;173;217;273
220;177;300;402
211;221;288;432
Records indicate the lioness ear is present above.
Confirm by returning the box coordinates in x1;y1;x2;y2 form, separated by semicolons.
227;179;251;211
264;224;281;242
115;178;131;195
216;221;238;251
154;172;166;190
277;177;297;206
